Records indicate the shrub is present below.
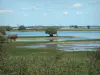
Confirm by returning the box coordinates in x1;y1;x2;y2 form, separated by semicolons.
45;27;57;37
0;26;6;35
88;47;100;75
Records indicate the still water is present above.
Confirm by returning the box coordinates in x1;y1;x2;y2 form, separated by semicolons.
16;43;100;52
6;31;100;39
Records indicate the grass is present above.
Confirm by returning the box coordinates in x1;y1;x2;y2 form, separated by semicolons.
58;28;100;31
7;47;88;60
63;39;100;42
5;41;89;60
18;36;75;38
7;41;50;46
7;39;100;47
0;42;100;75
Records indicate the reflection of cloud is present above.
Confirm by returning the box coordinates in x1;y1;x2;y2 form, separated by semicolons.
69;3;82;8
63;11;68;15
0;10;14;13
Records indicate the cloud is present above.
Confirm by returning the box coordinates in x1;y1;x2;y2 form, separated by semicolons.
43;13;48;16
89;0;100;4
0;10;14;13
21;6;38;11
32;6;37;10
69;3;82;8
21;8;30;10
63;11;68;15
47;9;51;12
24;14;28;16
76;12;82;15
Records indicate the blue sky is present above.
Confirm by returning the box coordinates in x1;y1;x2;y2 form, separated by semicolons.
0;0;100;26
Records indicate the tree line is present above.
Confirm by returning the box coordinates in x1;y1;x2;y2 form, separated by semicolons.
1;25;91;31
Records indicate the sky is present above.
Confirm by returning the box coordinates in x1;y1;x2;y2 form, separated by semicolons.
0;0;100;26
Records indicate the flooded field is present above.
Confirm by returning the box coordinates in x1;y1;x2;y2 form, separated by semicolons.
16;43;100;52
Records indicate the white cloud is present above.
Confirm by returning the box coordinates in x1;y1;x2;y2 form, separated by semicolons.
69;3;82;8
0;10;14;13
21;8;30;10
32;6;37;10
21;6;38;11
76;12;82;15
24;14;28;16
47;9;50;12
63;11;68;15
43;13;48;16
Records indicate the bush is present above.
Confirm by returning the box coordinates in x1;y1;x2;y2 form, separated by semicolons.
0;26;6;35
89;47;100;60
0;50;91;75
88;47;100;75
0;45;100;75
0;37;6;43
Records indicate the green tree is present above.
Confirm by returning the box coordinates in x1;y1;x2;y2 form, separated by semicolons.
74;25;78;28
45;27;57;37
87;25;90;29
0;26;6;35
18;25;26;30
6;26;12;31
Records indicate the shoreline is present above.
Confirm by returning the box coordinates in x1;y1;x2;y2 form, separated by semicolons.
38;41;100;44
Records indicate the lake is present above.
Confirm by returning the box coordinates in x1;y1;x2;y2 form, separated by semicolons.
6;31;100;51
6;31;100;39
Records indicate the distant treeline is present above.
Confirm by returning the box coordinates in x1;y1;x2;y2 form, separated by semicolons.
0;25;100;31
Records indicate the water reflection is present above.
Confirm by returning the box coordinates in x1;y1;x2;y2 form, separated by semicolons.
16;43;100;52
16;37;92;42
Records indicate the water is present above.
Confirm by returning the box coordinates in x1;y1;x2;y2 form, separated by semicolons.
7;31;100;51
16;43;100;52
16;37;91;42
6;31;100;39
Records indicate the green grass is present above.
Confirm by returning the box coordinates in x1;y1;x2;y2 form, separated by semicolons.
7;41;51;46
18;36;74;38
63;39;100;42
6;47;88;60
6;41;89;61
58;28;100;31
7;39;100;47
1;42;100;75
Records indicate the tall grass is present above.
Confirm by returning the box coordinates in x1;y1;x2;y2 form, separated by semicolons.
0;43;100;75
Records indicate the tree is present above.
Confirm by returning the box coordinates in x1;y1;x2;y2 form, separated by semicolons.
18;25;26;30
0;26;6;35
74;25;78;28
87;25;90;29
6;26;12;31
0;32;6;43
45;27;57;37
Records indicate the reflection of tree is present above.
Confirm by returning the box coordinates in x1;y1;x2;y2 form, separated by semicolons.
50;39;53;42
49;37;55;42
46;44;57;48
